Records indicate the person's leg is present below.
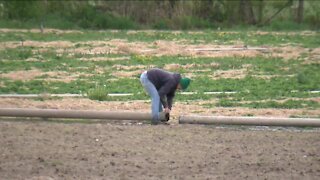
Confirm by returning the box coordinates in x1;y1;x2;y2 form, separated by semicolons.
140;72;161;123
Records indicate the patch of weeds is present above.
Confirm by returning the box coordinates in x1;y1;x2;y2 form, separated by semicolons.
0;79;93;94
131;54;153;65
0;54;73;72
18;48;33;60
211;75;317;100
296;64;320;90
48;80;94;94
10;54;96;73
216;99;235;107
0;47;33;60
87;86;108;101
0;80;44;94
110;78;140;93
297;72;309;84
1;80;23;93
39;49;63;60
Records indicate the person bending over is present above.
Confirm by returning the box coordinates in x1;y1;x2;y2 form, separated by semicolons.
140;68;190;124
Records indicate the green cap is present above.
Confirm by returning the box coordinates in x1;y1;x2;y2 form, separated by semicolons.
180;77;191;90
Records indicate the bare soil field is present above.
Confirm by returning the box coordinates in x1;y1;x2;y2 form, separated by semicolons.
0;119;320;180
0;98;320;180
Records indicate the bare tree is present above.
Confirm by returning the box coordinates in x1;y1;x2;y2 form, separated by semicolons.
257;0;264;25
296;0;304;23
239;0;256;25
168;0;176;18
196;0;213;20
263;0;293;25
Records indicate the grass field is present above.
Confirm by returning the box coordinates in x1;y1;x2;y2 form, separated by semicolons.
0;28;319;117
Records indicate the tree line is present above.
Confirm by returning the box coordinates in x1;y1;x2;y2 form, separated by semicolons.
0;0;319;30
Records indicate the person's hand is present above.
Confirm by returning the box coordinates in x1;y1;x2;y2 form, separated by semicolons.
164;108;171;114
164;112;170;122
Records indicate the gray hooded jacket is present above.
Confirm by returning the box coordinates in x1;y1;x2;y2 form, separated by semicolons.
147;68;181;109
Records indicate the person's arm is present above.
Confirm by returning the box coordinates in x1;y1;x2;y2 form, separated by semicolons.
158;81;175;109
167;92;175;110
160;95;168;109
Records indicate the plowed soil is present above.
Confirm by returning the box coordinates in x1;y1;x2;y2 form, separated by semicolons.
0;120;319;180
0;97;320;179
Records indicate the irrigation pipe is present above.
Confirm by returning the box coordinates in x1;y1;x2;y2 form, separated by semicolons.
0;108;319;127
179;115;320;127
0;108;166;121
0;92;235;98
0;90;319;98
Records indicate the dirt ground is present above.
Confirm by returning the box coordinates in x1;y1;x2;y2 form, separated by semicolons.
0;119;319;180
0;98;320;180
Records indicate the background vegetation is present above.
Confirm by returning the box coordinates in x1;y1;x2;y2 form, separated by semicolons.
0;0;319;30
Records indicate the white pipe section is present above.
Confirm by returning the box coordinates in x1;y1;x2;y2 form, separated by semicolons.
0;108;165;121
108;93;134;96
179;115;320;127
0;94;83;98
188;47;268;51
